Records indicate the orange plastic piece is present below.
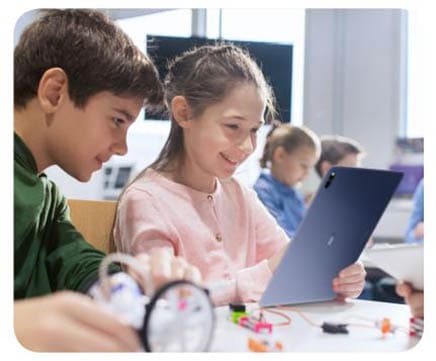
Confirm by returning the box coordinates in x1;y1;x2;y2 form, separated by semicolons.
274;341;284;351
380;318;391;335
247;337;284;352
248;337;268;352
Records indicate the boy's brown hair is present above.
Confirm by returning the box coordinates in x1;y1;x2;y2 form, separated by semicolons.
14;9;163;109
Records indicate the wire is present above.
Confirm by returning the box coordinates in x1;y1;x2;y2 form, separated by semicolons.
248;307;292;327
276;306;409;335
276;306;320;327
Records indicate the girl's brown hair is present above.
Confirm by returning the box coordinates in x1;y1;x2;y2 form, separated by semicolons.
259;123;321;168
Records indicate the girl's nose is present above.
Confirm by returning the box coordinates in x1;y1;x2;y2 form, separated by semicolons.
239;135;255;155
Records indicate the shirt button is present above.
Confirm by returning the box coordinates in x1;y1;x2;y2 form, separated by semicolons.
207;195;213;201
215;234;222;242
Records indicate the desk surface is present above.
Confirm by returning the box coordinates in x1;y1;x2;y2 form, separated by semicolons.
210;299;419;352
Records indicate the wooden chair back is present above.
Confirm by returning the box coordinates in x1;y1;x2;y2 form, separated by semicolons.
67;199;117;253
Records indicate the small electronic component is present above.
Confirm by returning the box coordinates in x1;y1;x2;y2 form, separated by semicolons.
321;322;349;334
229;303;246;312
229;303;248;323
232;311;248;323
374;317;398;337
239;315;273;334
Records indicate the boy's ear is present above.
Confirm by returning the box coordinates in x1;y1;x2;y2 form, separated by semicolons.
171;96;192;128
37;68;68;113
320;160;332;177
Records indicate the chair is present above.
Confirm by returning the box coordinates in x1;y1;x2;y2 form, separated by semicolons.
67;199;117;253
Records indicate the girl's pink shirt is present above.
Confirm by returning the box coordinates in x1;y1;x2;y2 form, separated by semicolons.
114;168;289;305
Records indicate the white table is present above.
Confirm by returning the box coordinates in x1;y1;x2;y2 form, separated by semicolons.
210;299;419;351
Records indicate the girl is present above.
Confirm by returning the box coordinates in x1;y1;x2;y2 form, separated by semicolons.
253;124;320;239
114;44;365;306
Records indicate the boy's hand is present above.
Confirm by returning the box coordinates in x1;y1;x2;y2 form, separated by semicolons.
414;222;424;240
129;247;202;294
396;282;424;318
14;292;142;352
332;262;366;300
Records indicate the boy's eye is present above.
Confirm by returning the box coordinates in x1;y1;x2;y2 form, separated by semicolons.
112;117;125;127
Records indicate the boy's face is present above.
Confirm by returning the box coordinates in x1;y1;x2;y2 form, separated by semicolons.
183;83;265;180
46;91;143;182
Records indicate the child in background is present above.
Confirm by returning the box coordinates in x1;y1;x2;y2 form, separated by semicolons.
253;124;321;239
14;10;200;351
405;178;424;243
314;134;365;178
114;44;366;306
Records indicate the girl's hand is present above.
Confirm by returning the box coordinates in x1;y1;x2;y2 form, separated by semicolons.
332;262;366;301
268;244;288;272
130;247;202;294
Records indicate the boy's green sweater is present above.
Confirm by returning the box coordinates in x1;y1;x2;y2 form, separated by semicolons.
14;133;119;299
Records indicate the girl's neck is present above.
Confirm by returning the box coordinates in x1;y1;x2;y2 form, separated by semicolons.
163;158;217;194
270;165;293;188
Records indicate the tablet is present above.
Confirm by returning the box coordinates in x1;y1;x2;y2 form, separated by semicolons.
259;166;403;307
364;243;423;290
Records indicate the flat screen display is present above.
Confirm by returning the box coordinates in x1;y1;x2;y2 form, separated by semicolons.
146;35;293;122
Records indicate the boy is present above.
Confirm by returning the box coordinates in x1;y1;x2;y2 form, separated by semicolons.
14;9;200;351
314;134;365;178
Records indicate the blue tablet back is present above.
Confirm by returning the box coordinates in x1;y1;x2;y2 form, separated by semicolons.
259;167;403;307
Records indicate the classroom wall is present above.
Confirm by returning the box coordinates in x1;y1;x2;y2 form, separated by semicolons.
303;9;405;170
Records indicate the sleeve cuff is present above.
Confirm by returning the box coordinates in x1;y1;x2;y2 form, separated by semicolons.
236;259;273;303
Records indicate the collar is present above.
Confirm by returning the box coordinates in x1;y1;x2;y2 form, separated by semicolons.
260;170;298;196
14;132;38;174
146;168;223;204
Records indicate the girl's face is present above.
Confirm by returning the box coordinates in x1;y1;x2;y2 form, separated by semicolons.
272;145;318;187
182;83;265;182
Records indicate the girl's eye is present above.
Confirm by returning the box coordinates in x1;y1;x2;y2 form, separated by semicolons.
251;128;260;134
226;124;239;130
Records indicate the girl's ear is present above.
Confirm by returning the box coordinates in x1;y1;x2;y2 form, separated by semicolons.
171;96;192;128
272;145;287;164
37;68;68;114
